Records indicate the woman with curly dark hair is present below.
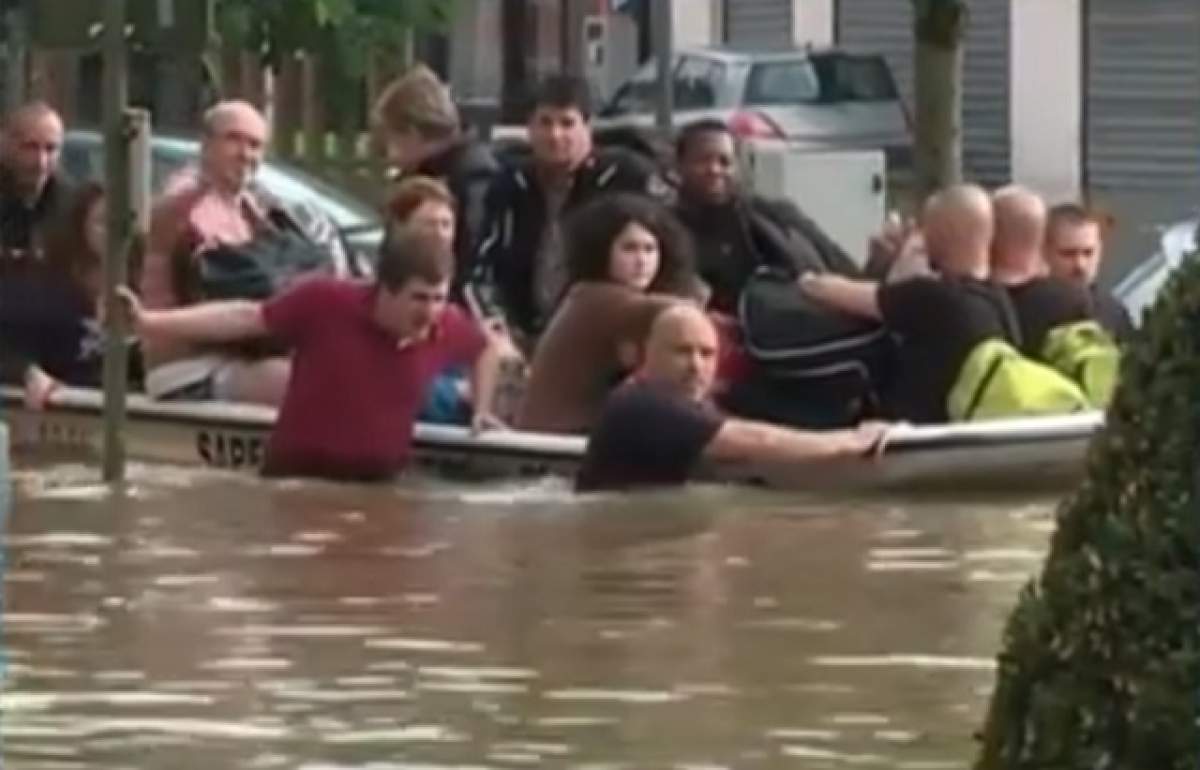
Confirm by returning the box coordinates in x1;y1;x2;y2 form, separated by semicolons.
516;194;705;434
562;193;699;296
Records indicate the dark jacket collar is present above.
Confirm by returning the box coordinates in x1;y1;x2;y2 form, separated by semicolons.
0;165;64;214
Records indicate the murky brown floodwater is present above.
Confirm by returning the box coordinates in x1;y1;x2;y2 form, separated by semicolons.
0;462;1059;769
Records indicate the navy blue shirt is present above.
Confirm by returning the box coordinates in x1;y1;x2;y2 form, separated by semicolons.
0;263;102;386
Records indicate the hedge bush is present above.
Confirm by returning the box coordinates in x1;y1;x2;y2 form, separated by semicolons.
975;252;1200;769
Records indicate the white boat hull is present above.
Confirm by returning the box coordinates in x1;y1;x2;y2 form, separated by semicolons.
1;387;1103;493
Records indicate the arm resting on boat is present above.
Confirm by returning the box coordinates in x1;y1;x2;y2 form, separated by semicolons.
132;297;268;344
468;335;506;431
798;273;882;321
704;419;889;465
469;335;506;432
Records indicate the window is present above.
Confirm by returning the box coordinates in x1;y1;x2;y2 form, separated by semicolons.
744;61;821;105
602;55;725;116
605;76;660;116
672;56;724;110
809;54;899;102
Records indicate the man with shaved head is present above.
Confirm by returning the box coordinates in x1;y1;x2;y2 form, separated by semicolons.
990;186;1095;357
800;184;1016;423
576;304;888;491
0;101;72;255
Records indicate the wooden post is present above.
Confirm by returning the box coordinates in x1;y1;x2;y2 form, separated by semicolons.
101;0;130;483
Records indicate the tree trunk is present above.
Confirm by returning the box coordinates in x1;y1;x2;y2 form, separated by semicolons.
912;0;967;197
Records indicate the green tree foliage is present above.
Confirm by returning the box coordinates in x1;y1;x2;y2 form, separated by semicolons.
975;254;1200;768
216;0;455;75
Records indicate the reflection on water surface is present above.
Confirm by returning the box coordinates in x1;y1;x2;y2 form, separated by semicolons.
2;462;1056;768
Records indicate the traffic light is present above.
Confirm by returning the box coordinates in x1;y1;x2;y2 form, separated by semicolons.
30;0;213;52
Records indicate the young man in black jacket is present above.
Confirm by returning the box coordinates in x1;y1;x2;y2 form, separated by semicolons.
373;65;500;294
467;75;668;345
671;119;859;313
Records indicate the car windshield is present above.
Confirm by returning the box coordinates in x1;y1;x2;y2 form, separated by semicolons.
603;55;725;115
808;54;898;102
61;132;380;231
743;60;821;105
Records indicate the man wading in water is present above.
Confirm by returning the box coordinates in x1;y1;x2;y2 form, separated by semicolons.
576;304;891;491
121;230;505;482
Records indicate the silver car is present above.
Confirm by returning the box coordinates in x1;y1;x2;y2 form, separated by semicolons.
60;130;384;275
1113;217;1198;325
597;46;910;166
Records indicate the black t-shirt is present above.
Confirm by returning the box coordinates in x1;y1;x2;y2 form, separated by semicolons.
877;276;1010;423
1005;277;1093;356
576;380;726;492
0;171;73;256
1092;287;1135;344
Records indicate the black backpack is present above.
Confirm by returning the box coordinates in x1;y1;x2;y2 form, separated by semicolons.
174;207;337;304
738;267;894;380
172;207;337;358
727;267;895;427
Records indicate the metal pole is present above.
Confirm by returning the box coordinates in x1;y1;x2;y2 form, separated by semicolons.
128;109;151;233
101;0;130;483
652;0;674;132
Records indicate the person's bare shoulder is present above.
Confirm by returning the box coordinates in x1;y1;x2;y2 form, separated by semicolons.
152;175;209;223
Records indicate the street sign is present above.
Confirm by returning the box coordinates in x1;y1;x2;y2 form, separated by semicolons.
31;0;213;51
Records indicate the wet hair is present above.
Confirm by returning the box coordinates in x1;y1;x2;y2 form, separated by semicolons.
564;193;697;295
43;181;105;300
530;74;593;120
375;228;454;292
675;119;732;160
386;176;456;223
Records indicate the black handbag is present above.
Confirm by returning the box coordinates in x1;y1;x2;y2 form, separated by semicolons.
197;226;333;301
171;209;336;358
173;205;337;304
728;267;895;427
738;267;893;379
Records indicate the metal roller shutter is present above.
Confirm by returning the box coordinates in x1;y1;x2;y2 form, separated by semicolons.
725;0;793;50
1086;0;1200;191
836;0;1011;184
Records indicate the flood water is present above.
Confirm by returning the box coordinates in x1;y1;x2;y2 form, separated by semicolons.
0;462;1060;769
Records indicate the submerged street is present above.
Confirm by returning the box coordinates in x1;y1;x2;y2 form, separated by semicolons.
2;462;1056;768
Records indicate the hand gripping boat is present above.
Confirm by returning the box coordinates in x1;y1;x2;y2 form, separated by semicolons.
1;386;1103;493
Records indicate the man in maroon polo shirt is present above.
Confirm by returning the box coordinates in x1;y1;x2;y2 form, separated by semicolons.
121;231;505;481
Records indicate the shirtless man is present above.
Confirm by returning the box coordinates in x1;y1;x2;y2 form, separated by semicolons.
140;101;292;404
576;305;888;491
